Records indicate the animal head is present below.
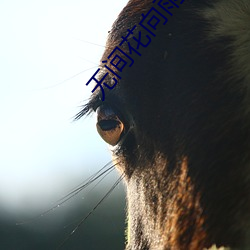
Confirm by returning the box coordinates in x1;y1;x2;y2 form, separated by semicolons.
78;0;250;249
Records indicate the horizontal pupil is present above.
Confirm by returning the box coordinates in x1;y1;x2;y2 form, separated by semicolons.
98;120;120;131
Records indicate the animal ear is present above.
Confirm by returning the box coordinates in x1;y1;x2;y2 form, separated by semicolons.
96;105;125;146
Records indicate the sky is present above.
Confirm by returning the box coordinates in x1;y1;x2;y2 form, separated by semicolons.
0;0;128;214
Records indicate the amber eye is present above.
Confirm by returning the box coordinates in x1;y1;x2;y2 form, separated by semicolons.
96;105;125;146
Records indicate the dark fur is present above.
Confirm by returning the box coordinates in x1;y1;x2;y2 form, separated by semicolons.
79;0;250;249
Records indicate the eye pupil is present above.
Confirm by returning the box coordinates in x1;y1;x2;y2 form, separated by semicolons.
97;120;120;131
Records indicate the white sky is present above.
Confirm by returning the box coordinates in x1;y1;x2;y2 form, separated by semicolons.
0;0;128;212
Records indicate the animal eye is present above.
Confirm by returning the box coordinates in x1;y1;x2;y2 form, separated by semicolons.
96;105;125;146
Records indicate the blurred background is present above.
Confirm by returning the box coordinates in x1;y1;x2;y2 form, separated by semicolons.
0;0;128;249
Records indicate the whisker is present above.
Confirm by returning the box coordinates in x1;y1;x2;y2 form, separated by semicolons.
59;166;116;230
16;161;117;225
33;66;98;91
55;164;118;206
79;57;100;66
59;161;115;199
76;38;107;48
56;172;125;250
85;165;116;195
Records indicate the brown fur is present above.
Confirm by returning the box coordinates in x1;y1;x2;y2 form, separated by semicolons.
79;0;250;249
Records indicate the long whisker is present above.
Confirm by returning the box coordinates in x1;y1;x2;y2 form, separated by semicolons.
58;161;115;200
60;166;116;230
56;172;125;250
55;164;118;205
33;66;98;91
16;161;118;225
79;57;100;66
76;39;107;48
84;165;116;195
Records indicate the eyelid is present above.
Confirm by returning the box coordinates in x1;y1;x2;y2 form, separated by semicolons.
97;105;117;120
92;99;103;112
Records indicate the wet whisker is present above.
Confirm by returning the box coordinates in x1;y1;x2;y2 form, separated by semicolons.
59;166;116;231
16;161;118;225
56;172;125;250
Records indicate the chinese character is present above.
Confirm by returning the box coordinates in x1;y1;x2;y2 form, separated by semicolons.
119;25;137;46
132;31;152;49
153;0;184;15
107;46;135;68
86;68;118;101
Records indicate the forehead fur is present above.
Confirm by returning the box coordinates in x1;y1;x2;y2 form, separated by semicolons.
203;0;250;109
101;0;152;63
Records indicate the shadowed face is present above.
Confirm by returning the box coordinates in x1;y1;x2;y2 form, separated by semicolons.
78;0;250;249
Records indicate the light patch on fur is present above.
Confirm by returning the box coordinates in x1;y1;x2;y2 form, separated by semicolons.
202;0;250;113
204;245;230;250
